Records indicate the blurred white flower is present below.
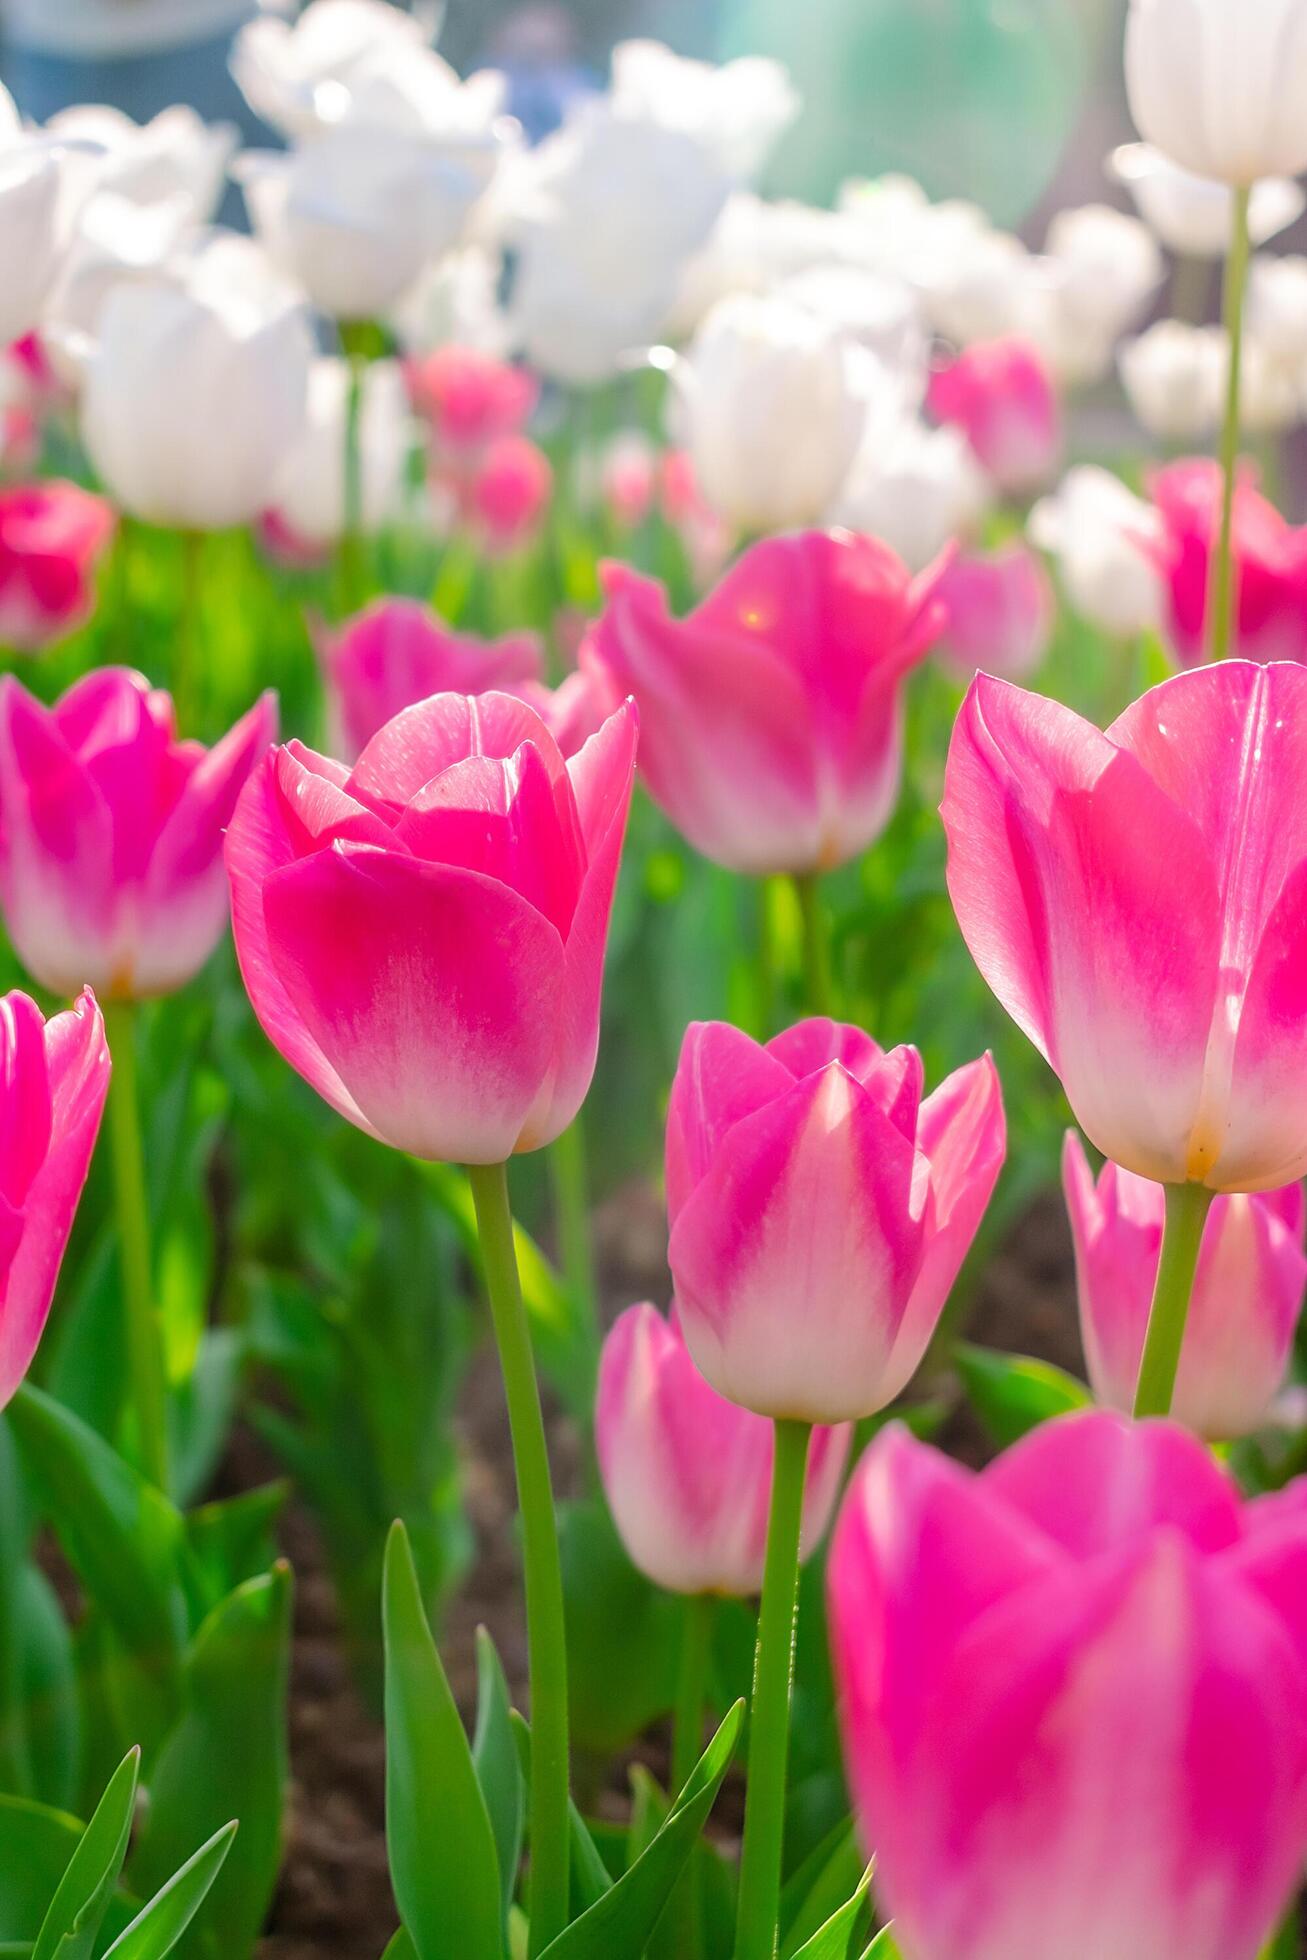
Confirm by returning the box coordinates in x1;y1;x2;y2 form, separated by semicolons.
829;408;990;573
1118;319;1225;440
609;39;799;180
1109;144;1305;258
80;232;313;530
775;265;927;404
230;0;437;138
908;213;1030;346
1236;336;1302;436
390;244;510;356
269;356;412;543
41;190;195;388
0;83;90;344
45;104;235;225
1126;0;1307;187
1029;467;1163;640
1247;255;1307;363
667;192;867;337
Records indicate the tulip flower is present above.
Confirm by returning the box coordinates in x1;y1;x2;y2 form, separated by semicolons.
1030;204;1162;387
830;411;990;575
406;345;538;459
1126;0;1307;187
666;1018;1005;1424
0;481;115;653
609;38;799;181
1118;321;1225;442
596;1301;851;1596
46;103;236;226
830;1411;1307;1960
465;435;553;557
590;530;946;876
0;668;275;1001
928;337;1062;498
933;543;1053;682
1063;1135;1306;1439
225;689;638;1166
0;86;80;346
231;0;438;139
0;989;110;1410
943;659;1307;1193
316;597;543;762
1110;143;1305;259
1028;465;1164;642
1144;459;1307;669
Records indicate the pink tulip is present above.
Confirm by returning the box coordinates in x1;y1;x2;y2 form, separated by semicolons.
466;434;553;556
0;989;111;1408
316;597;543;762
933;542;1054;681
521;661;619;761
407;346;538;458
225;689;638;1164
928;337;1062;496
0;482;115;653
943;660;1307;1191
598;433;658;533
596;1301;852;1595
590;531;946;875
666;1018;1004;1422
1063;1133;1305;1437
0;669;275;1000
829;1411;1307;1960
1146;458;1307;668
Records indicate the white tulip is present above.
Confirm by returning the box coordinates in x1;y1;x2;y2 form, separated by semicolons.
1235;336;1302;434
45;105;235;225
390;244;510;357
1125;0;1307;187
1044;204;1164;344
609;39;799;180
1109;143;1305;258
0;82;95;345
667;192;868;337
774;265;927;403
230;0;435;138
80;233;313;531
1029;466;1164;640
909;215;1030;346
41;190;195;389
828;409;990;573
1118;320;1226;440
1247;254;1307;361
270;357;412;544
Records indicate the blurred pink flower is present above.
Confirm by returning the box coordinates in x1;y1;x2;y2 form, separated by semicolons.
0;482;115;653
1146;458;1307;667
407;346;538;458
928;337;1062;496
934;542;1053;681
466;434;553;556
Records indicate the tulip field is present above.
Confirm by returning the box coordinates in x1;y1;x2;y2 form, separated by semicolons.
7;0;1307;1954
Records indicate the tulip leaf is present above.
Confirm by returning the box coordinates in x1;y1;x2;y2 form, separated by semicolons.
383;1523;503;1960
954;1344;1090;1448
380;1935;417;1960
787;1868;875;1960
780;1824;868;1957
0;1798;86;1940
860;1931;903;1958
102;1823;237;1960
558;1499;684;1753
507;1712;614;1912
30;1748;139;1960
472;1629;524;1928
538;1701;744;1959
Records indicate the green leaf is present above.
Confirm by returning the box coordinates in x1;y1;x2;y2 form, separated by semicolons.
558;1500;683;1753
0;1797;85;1941
380;1935;417;1960
860;1930;903;1959
787;1869;874;1960
780;1823;866;1958
507;1713;613;1913
31;1748;139;1960
383;1524;502;1960
102;1824;237;1960
539;1702;744;1959
471;1629;523;1929
954;1344;1090;1448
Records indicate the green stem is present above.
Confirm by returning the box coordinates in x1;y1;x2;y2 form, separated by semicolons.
467;1161;570;1955
337;326;370;617
755;878;778;1040
671;1593;715;1794
548;1119;598;1350
174;530;204;735
1208;186;1252;665
1133;1182;1215;1419
734;1419;812;1960
102;1000;169;1490
791;873;832;1018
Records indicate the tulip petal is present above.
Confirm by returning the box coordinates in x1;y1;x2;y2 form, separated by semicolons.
1224;855;1307;1187
348;689;567;813
665;1020;802;1223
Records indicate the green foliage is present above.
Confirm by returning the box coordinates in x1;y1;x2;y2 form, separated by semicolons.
954;1344;1091;1449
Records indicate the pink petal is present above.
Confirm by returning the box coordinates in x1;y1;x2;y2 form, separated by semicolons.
665;1020;798;1223
348;689;568;816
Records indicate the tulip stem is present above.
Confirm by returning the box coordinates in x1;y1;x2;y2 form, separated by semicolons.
734;1418;812;1960
102;1000;169;1491
1133;1181;1215;1419
672;1593;715;1794
175;530;204;735
467;1159;570;1956
1208;185;1252;665
338;326;369;616
791;873;832;1017
548;1118;598;1350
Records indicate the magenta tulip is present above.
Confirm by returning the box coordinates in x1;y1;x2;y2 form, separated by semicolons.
943;660;1307;1191
666;1018;1004;1422
0;481;115;654
0;988;110;1408
596;1301;851;1596
225;689;637;1164
928;337;1062;497
829;1411;1307;1960
933;542;1054;682
465;434;553;557
317;597;543;762
1146;458;1307;669
590;530;946;876
0;668;275;1001
1063;1133;1305;1438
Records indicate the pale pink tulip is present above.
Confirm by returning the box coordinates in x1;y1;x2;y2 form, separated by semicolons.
943;660;1307;1190
1146;458;1307;668
407;346;538;458
666;1018;1004;1422
829;1411;1307;1960
596;1301;851;1595
466;435;553;556
928;337;1062;496
0;669;275;1000
0;482;115;653
0;989;111;1408
1063;1134;1305;1437
934;542;1054;681
590;530;946;875
225;690;638;1164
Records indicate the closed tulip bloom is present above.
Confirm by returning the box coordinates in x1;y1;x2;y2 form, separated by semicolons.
1118;321;1225;442
230;0;438;139
0;86;78;346
317;596;542;761
943;660;1307;1191
1126;0;1307;187
1147;459;1307;668
928;338;1061;498
1064;1134;1306;1438
1110;143;1305;259
1028;465;1164;641
666;1019;1005;1422
590;530;945;875
933;543;1053;682
225;691;638;1165
830;411;990;575
407;345;538;459
0;669;275;1000
0;482;115;653
465;435;553;556
829;1412;1307;1960
596;1302;851;1596
0;989;111;1408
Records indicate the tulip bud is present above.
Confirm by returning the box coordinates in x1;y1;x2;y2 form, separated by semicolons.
465;435;552;556
407;345;538;459
933;543;1053;683
0;481;115;653
927;338;1062;498
1118;321;1225;442
1028;466;1164;641
1126;0;1307;187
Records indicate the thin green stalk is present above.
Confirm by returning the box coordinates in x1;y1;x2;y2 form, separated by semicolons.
755;878;778;1040
1207;186;1252;665
102;1000;169;1490
548;1119;598;1349
467;1161;570;1955
1133;1182;1215;1418
791;873;832;1018
337;325;370;616
174;530;204;734
734;1419;812;1960
672;1593;715;1794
